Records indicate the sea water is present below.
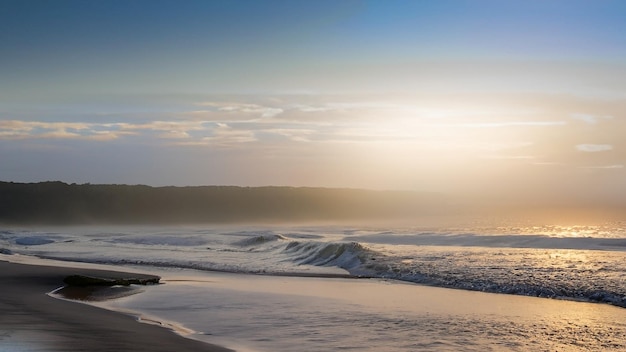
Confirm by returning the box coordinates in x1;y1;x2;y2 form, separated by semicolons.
2;223;626;351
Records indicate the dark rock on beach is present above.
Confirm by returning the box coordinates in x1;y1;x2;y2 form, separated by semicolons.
0;261;232;352
63;274;160;287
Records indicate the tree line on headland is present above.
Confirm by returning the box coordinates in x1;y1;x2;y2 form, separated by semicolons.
0;181;450;224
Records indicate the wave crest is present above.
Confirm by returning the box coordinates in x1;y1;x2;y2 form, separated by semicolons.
233;234;288;247
283;241;375;271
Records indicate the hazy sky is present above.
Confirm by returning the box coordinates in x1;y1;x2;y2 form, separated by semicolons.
1;0;625;205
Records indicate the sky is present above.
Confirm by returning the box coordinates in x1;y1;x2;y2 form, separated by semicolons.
1;0;626;208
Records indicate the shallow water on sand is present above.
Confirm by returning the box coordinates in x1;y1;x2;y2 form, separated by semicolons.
99;269;626;352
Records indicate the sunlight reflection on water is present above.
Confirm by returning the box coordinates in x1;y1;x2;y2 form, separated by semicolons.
99;270;626;352
494;223;626;238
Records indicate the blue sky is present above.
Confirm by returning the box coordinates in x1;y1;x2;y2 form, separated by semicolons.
1;0;625;205
3;0;625;98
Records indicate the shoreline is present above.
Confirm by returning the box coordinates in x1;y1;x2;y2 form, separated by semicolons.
0;260;233;352
3;255;626;351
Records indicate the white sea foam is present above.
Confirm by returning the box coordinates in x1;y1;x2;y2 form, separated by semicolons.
2;224;626;307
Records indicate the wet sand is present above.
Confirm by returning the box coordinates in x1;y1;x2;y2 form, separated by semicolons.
0;260;232;352
4;256;626;351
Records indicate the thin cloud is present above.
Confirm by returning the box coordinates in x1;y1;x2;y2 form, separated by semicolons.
570;113;613;124
578;164;624;169
452;121;567;128
0;119;209;141
200;123;257;147
159;131;192;139
4;97;618;163
576;144;613;152
260;128;317;142
132;121;207;140
0;120;128;141
533;161;567;166
196;102;284;118
481;155;536;160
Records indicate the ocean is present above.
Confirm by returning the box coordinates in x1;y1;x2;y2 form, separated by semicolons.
2;223;626;351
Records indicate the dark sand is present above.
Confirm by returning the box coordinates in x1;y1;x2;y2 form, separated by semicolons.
0;260;232;352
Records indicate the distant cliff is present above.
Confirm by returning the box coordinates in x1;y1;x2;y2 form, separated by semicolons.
0;181;448;224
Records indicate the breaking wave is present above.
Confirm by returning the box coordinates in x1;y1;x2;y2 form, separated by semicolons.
3;226;626;308
104;235;211;247
233;233;288;247
282;241;374;271
278;240;626;308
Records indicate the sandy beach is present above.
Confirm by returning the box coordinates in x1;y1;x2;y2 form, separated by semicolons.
0;260;231;352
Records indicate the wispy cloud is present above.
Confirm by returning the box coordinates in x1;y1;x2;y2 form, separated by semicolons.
570;113;613;124
196;102;284;119
576;144;613;152
578;164;624;169
3;96;621;171
481;155;536;160
451;121;567;128
114;120;209;139
532;161;567;166
174;123;257;147
0;120;128;141
259;128;317;142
